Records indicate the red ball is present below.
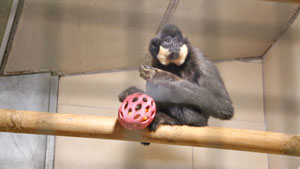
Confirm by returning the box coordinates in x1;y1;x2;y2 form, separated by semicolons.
118;93;156;130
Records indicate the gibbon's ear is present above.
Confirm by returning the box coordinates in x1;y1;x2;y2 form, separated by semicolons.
150;37;161;48
149;37;161;57
183;37;190;45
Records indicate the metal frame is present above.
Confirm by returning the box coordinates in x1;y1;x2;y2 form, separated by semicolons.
0;0;19;67
44;76;59;169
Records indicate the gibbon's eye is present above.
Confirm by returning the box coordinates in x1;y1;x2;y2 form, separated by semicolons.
165;39;170;43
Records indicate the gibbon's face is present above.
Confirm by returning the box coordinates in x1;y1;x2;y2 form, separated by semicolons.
157;34;188;66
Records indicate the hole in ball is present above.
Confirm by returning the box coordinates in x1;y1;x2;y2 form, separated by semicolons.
132;97;138;102
142;116;149;122
120;111;124;118
124;101;128;109
134;114;141;119
128;108;132;115
135;104;142;111
151;111;155;117
142;97;147;102
145;106;150;113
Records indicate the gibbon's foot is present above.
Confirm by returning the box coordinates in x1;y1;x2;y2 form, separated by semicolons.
148;112;180;131
141;142;151;146
118;87;143;102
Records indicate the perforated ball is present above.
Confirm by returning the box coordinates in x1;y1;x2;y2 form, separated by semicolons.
118;93;156;130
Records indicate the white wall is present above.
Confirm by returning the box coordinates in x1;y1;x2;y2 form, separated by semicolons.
0;73;57;169
55;60;267;169
263;13;300;169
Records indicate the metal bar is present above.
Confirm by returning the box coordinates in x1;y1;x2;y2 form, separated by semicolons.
0;0;19;67
44;76;59;169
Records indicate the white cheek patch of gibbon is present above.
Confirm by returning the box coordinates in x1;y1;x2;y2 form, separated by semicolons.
174;44;188;65
157;46;171;65
157;45;188;66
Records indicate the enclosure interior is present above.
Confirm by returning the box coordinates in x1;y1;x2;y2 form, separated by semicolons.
0;0;300;169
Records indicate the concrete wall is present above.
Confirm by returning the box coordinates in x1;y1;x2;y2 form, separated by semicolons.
0;73;58;169
3;0;298;74
0;0;13;66
0;0;12;43
263;13;300;169
55;60;267;169
4;0;168;74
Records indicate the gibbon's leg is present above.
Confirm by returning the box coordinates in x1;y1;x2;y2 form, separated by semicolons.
148;111;181;131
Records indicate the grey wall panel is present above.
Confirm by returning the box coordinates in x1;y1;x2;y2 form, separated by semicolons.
0;0;12;44
4;0;299;75
0;0;14;66
0;73;52;169
171;0;298;60
5;0;168;75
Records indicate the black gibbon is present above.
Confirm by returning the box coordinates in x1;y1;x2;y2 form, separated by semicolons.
119;24;234;131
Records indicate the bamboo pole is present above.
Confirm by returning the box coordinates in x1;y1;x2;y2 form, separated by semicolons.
0;109;299;156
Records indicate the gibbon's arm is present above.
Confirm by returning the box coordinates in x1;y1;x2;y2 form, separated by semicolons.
143;58;233;119
147;78;233;120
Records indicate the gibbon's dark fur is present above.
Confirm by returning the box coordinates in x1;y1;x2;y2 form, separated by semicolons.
119;24;234;132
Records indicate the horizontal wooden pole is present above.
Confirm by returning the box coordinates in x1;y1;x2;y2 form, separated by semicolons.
264;0;300;3
264;0;300;4
0;109;299;156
